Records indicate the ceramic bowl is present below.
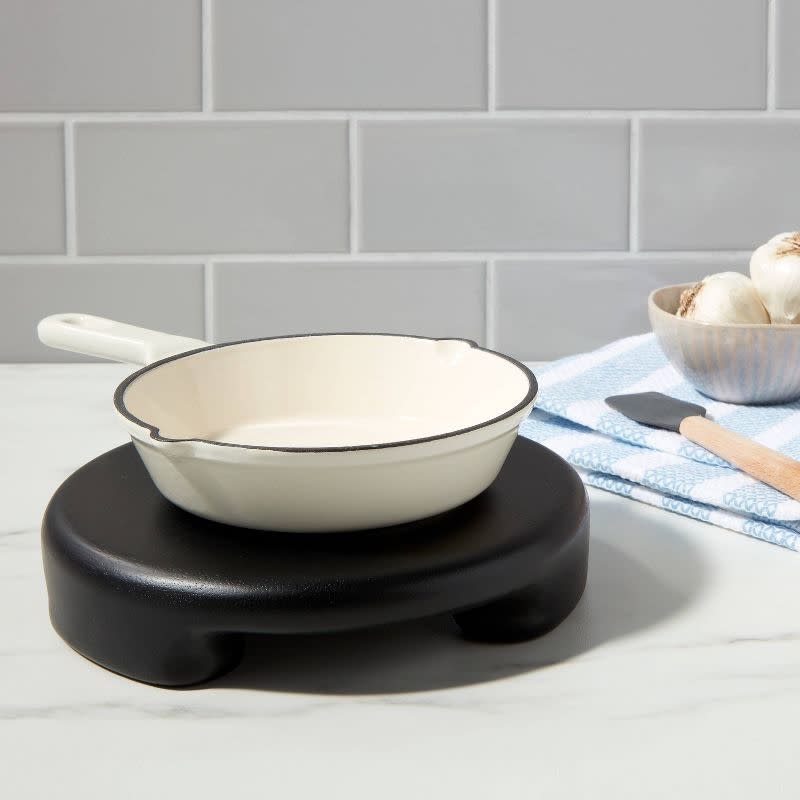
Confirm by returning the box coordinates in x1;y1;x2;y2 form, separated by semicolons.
648;283;800;405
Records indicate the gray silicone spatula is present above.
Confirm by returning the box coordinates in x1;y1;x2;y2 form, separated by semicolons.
606;391;800;502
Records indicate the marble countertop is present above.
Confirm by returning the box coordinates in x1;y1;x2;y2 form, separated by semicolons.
2;363;799;799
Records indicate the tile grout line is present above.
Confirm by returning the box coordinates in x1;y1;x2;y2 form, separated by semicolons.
203;261;215;343
628;116;640;252
767;0;777;110
486;0;496;112
201;0;213;112
0;251;756;265
349;119;360;252
5;109;800;123
63;121;76;256
485;260;496;349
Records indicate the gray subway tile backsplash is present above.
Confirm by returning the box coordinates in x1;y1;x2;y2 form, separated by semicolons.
0;0;201;111
639;120;800;251
212;261;486;344
359;121;629;251
776;1;800;108
0;125;65;255
213;0;486;110
496;0;767;110
75;122;349;254
494;258;746;361
1;263;204;362
0;1;794;361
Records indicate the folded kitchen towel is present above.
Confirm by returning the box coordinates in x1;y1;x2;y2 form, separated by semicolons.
519;333;800;551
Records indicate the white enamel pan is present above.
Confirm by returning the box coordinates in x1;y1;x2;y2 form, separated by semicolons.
38;314;537;532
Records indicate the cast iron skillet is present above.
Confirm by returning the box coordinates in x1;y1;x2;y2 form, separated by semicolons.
39;313;537;532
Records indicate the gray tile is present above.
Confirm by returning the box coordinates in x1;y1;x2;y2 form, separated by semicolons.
213;0;485;110
0;0;200;111
777;1;800;108
360;121;629;251
639;120;800;250
0;125;64;254
0;263;204;362
75;122;349;254
496;0;767;109
212;261;485;343
494;258;744;361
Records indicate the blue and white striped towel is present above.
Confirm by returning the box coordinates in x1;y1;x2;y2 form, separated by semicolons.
519;333;800;551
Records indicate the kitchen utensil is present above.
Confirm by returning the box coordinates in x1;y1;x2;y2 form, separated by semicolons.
649;283;800;404
43;438;588;686
38;313;537;532
606;391;800;501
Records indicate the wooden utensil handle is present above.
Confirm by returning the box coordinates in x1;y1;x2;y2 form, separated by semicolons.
679;415;800;502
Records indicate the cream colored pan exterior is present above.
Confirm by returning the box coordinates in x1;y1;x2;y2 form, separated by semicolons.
38;314;537;532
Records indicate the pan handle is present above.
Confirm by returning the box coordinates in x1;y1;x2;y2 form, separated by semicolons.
38;313;210;366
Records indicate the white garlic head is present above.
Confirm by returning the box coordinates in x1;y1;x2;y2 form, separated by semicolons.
677;271;770;324
749;232;800;324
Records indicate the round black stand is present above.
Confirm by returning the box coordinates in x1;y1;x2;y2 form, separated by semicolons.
42;438;589;687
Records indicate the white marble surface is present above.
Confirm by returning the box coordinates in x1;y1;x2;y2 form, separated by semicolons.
2;363;800;799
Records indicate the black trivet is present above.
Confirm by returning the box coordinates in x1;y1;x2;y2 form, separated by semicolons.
42;438;589;687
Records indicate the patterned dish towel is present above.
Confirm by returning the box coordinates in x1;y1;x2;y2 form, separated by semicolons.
519;333;800;551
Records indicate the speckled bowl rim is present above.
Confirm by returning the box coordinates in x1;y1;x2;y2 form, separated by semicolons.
649;283;800;331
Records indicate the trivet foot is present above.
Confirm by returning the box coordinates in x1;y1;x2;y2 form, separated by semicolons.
50;598;244;686
453;527;589;643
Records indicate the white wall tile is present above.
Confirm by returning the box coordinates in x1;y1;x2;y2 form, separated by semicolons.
0;0;201;111
75;122;349;254
639;120;800;250
0;125;65;254
776;0;800;108
496;0;767;110
360;121;629;251
214;0;485;110
212;261;485;343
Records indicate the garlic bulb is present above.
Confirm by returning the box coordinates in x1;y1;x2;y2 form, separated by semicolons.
677;271;770;324
749;232;800;324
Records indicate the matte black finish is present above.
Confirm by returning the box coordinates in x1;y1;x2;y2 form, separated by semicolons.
42;439;589;687
606;391;707;432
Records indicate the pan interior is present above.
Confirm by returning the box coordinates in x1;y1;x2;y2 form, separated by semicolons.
120;336;533;450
